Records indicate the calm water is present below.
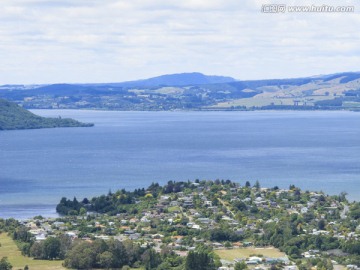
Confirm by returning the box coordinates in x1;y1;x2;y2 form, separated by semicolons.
1;110;360;219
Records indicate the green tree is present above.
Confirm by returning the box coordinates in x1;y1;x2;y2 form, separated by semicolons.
157;261;172;270
185;251;197;270
185;251;216;270
288;246;301;259
254;180;261;190
108;239;128;268
99;251;113;269
123;240;141;266
79;207;87;216
59;234;72;259
318;219;326;230
141;249;162;270
29;242;44;259
0;257;12;270
64;242;96;269
233;200;247;211
350;205;360;219
234;261;248;270
12;227;31;243
43;237;61;260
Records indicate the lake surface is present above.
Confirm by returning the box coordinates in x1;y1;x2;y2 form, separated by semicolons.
1;110;360;219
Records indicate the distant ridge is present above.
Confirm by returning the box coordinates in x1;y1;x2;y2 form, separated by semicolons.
112;72;236;87
0;98;93;130
1;71;360;111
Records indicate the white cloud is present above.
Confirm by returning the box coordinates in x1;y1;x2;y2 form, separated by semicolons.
0;0;359;84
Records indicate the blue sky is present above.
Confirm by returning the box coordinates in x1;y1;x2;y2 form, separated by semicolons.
0;0;359;84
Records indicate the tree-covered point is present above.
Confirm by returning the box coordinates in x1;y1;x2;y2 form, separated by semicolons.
0;98;93;130
56;179;238;216
56;187;146;216
56;181;197;216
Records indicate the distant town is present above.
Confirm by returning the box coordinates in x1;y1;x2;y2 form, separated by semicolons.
2;179;360;269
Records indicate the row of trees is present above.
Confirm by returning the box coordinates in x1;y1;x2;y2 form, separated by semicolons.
64;239;219;270
64;239;139;269
185;250;215;270
56;187;148;215
209;228;243;242
30;235;71;260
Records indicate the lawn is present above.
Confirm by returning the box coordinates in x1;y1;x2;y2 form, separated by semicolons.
0;233;65;270
215;247;286;261
168;206;181;213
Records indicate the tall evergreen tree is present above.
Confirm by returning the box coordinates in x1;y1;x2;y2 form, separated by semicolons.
185;251;216;270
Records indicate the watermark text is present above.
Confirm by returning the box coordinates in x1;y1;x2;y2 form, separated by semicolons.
261;4;355;13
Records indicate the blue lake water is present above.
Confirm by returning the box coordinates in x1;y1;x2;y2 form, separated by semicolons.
1;110;360;219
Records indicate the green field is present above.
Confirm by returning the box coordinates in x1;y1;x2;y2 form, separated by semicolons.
0;233;65;270
215;247;286;261
211;94;335;108
168;206;181;213
343;101;360;108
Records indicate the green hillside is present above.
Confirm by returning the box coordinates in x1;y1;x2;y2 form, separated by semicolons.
0;98;93;130
1;71;360;110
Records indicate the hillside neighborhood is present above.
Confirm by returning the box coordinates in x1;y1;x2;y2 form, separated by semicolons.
2;180;360;269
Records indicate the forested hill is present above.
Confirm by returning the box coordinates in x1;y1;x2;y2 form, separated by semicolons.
0;98;93;130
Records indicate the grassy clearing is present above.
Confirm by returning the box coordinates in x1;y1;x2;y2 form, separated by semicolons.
168;206;181;213
154;87;184;95
215;247;286;261
343;101;360;107
211;95;335;108
0;233;65;270
333;265;346;270
212;97;289;108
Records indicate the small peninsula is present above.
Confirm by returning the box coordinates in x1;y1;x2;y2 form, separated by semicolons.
0;98;93;130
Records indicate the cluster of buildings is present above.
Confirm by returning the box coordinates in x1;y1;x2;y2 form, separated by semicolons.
17;182;360;269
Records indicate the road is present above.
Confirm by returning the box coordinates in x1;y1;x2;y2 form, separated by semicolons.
341;203;349;219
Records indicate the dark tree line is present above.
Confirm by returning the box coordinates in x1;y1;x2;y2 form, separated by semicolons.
29;235;71;260
209;228;243;242
56;181;200;216
185;250;216;270
64;238;184;270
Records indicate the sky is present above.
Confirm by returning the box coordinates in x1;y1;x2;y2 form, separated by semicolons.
0;0;359;84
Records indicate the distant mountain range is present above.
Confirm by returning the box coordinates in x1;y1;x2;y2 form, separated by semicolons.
0;98;93;130
0;71;359;111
